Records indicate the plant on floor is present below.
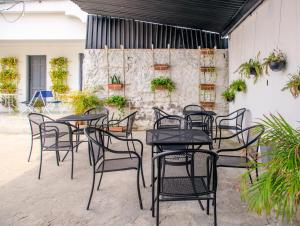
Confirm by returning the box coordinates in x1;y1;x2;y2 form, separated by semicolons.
33;99;45;112
262;49;286;74
151;76;175;94
229;79;247;92
221;88;235;102
240;114;300;223
281;71;300;98
49;57;69;96
105;95;126;109
67;91;103;115
235;54;263;84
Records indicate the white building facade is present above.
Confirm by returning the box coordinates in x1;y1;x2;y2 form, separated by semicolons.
0;0;87;106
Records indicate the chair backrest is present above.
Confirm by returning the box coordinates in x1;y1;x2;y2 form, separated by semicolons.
85;107;109;128
39;121;73;150
154;149;218;195
183;104;205;112
234;108;246;128
84;127;106;166
152;107;169;121
40;91;54;98
185;112;214;139
28;113;53;136
85;106;109;115
125;111;137;134
154;115;186;130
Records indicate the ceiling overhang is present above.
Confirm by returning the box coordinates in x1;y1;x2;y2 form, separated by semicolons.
72;0;264;36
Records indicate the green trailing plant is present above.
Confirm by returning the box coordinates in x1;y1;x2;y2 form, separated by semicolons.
0;57;18;68
105;95;126;109
151;76;175;93
221;88;235;102
229;79;247;92
110;74;121;84
235;54;263;84
68;91;103;115
49;57;69;95
240;114;300;223
0;82;17;94
0;68;18;82
281;71;300;98
262;49;286;74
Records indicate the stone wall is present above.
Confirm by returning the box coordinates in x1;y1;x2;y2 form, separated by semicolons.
83;48;229;129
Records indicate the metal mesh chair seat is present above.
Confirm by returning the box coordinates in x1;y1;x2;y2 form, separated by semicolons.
217;125;240;130
43;141;80;151
217;155;253;168
96;157;139;172
160;176;211;197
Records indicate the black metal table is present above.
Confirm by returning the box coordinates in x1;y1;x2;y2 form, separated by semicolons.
183;110;217;116
56;114;105;122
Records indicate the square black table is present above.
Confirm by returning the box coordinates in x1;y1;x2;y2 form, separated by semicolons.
183;110;217;116
146;129;212;146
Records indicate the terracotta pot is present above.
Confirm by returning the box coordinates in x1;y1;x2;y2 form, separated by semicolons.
108;126;125;132
154;64;170;71
200;48;215;55
200;67;216;73
200;84;215;90
154;85;167;91
200;101;215;108
108;84;124;90
75;121;86;126
290;86;299;98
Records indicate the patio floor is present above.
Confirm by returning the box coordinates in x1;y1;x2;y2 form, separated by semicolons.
0;115;297;226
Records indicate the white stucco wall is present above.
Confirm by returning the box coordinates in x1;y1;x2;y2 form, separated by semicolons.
228;0;300;128
0;40;85;102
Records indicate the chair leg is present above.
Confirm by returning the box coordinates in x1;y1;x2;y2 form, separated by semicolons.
151;157;155;217
56;151;60;166
38;151;43;179
71;151;74;179
28;136;34;162
156;193;160;226
86;169;96;210
214;126;218;143
130;133;136;152
140;160;146;188
97;163;104;190
62;151;69;162
236;129;241;143
213;196;217;226
76;133;80;152
126;140;132;158
218;129;222;148
207;200;210;215
248;167;253;184
137;162;143;209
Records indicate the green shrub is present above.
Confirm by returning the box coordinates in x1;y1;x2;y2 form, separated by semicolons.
229;79;247;92
151;76;175;93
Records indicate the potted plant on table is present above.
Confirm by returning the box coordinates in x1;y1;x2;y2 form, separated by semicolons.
235;55;263;84
241;114;300;224
281;71;300;98
229;79;247;92
151;76;175;94
221;88;235;102
108;74;123;90
262;49;286;74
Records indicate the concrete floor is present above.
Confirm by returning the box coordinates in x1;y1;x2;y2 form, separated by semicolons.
0;114;298;226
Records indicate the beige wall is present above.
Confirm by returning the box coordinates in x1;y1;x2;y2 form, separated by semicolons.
228;0;300;127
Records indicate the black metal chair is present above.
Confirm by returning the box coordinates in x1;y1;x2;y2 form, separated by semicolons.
152;107;170;123
185;112;214;139
27;113;54;162
216;125;264;183
215;108;246;148
152;149;218;226
38;121;80;179
84;127;145;210
183;104;205;114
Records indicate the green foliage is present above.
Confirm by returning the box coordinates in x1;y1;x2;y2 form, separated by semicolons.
221;88;235;102
262;49;286;74
0;57;18;68
0;96;17;111
105;95;126;109
151;76;176;93
49;57;69;95
229;79;247;92
241;114;300;222
110;74;121;84
68;91;103;115
0;82;17;94
0;69;18;82
282;72;300;92
33;99;45;110
235;54;263;84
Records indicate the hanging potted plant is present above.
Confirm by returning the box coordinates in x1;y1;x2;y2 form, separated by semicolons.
221;88;235;102
151;76;175;94
200;48;214;55
262;49;286;74
200;66;216;73
229;79;247;92
281;71;300;98
108;74;124;90
235;54;263;84
153;64;170;71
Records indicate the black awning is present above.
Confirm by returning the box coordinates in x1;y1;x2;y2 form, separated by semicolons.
72;0;263;35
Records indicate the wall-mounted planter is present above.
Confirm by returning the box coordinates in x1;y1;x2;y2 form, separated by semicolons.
108;126;126;132
290;86;300;98
200;66;216;73
200;101;215;108
269;61;286;72
200;84;215;90
153;64;170;71
108;84;124;90
153;85;167;91
200;48;215;55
